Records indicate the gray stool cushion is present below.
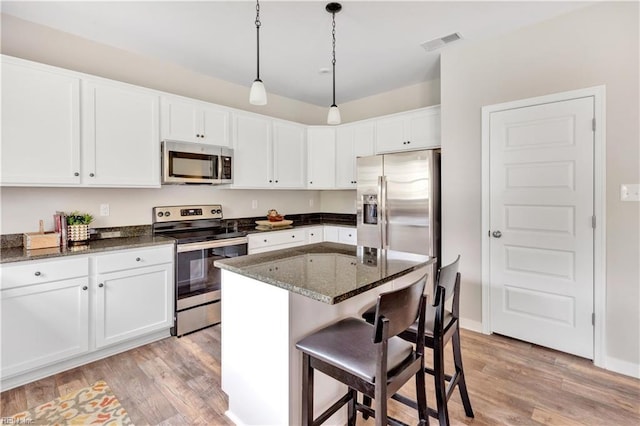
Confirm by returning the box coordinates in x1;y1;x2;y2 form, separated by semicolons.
296;318;414;382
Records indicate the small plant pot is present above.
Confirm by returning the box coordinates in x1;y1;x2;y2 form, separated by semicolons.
68;224;90;244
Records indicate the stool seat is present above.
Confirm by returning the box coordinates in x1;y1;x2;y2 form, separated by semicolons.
296;318;414;382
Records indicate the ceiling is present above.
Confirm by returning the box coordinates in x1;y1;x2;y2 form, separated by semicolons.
1;1;593;106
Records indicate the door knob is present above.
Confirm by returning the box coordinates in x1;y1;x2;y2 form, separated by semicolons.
492;230;502;238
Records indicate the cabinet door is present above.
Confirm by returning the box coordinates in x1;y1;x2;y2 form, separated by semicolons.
273;121;306;188
83;80;160;187
95;263;173;348
336;122;374;188
232;114;272;188
306;226;324;244
1;59;81;185
201;105;230;147
375;114;406;153
406;106;440;149
323;226;340;243
160;97;200;143
1;278;89;377
338;227;357;245
307;127;336;189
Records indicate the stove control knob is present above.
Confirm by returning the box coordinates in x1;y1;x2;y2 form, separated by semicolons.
216;209;222;214
211;209;216;214
157;212;164;217
165;211;171;217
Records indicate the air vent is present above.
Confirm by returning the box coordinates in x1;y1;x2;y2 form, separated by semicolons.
421;32;463;52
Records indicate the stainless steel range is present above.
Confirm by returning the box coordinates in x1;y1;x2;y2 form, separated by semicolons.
152;204;248;336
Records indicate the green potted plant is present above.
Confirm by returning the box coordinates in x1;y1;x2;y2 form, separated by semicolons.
66;211;94;243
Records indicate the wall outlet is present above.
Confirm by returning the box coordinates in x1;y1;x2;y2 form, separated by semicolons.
251;200;258;209
621;184;640;201
309;198;314;207
100;203;110;216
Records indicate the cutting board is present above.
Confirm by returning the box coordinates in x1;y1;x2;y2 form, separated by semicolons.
254;219;294;228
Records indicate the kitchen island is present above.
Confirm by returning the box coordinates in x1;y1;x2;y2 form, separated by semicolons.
215;242;434;426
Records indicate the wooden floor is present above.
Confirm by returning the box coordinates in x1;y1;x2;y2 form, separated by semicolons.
2;327;639;425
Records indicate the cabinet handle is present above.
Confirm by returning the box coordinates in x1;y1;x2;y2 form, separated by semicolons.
309;181;313;184
89;173;95;177
407;141;411;144
74;172;79;177
348;234;352;237
99;283;104;288
310;233;314;236
82;286;88;291
34;271;41;276
264;239;268;243
292;235;295;238
136;257;141;261
269;180;273;183
275;180;278;183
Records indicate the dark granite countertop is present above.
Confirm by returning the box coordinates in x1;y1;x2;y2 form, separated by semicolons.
215;242;435;304
0;235;175;264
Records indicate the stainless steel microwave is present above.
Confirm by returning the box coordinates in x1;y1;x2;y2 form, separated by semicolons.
162;140;233;185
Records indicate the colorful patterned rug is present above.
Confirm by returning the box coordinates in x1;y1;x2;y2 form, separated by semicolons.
10;380;133;425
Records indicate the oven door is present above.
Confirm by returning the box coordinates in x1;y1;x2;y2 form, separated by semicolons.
175;237;247;311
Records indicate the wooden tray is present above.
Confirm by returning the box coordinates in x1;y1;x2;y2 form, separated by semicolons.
255;219;294;228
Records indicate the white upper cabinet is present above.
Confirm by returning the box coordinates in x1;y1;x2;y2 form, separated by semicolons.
82;80;160;187
336;121;375;188
1;57;81;186
232;113;272;188
272;120;306;188
161;96;230;146
307;127;336;189
375;105;440;153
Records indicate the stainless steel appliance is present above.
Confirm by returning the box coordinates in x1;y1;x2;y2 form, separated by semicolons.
152;204;247;336
162;140;233;185
357;149;441;286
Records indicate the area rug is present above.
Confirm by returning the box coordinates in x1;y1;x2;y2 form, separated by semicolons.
10;380;133;425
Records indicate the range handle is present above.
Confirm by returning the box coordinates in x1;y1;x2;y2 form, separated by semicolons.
176;236;248;253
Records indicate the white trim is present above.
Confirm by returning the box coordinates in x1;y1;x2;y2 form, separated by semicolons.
460;318;483;333
481;86;606;368
605;356;640;379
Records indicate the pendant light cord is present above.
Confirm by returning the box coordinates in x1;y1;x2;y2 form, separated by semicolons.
255;0;261;80
331;11;337;107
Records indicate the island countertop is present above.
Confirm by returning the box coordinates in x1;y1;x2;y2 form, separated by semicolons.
214;242;435;304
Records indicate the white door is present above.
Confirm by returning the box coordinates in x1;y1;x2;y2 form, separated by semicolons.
272;121;306;188
232;114;272;188
489;96;595;359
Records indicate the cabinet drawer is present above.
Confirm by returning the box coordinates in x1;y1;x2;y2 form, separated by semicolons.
306;227;324;244
249;229;307;250
338;228;357;245
0;257;89;290
95;245;173;273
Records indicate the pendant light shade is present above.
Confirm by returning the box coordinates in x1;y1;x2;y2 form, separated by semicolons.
250;79;267;105
326;2;342;125
327;105;341;125
250;0;267;105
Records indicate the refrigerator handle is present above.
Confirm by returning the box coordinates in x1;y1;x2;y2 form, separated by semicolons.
380;175;388;249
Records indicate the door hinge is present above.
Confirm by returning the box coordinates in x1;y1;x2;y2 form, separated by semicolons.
592;118;596;131
592;313;595;326
591;216;596;229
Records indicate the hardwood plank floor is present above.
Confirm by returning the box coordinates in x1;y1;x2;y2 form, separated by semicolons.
1;327;638;425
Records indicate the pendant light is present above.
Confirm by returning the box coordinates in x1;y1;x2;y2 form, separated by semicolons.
326;2;342;124
249;0;267;105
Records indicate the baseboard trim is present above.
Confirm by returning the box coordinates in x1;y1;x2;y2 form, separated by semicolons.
460;318;483;333
225;410;246;426
605;355;640;379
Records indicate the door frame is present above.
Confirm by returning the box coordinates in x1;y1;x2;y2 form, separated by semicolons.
481;86;606;367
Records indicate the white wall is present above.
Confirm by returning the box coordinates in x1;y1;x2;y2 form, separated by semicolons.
0;186;321;234
440;2;639;370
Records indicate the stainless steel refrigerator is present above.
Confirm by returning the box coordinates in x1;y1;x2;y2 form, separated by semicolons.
357;149;441;285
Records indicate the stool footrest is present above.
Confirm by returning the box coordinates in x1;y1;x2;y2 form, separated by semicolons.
313;392;353;426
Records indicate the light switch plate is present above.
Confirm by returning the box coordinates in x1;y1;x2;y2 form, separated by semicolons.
620;184;640;201
100;203;110;216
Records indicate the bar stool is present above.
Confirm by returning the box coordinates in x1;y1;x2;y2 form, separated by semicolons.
295;275;429;426
362;256;474;426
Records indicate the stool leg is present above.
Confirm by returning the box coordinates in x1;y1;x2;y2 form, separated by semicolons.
452;327;474;418
374;382;387;426
361;395;372;420
347;388;357;426
433;339;449;426
416;360;430;425
302;353;314;426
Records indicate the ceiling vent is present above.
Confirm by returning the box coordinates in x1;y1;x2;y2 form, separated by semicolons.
421;32;463;52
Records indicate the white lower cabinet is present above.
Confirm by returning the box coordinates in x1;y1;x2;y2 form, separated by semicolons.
0;257;90;378
94;246;173;348
0;244;174;390
250;225;357;254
